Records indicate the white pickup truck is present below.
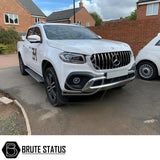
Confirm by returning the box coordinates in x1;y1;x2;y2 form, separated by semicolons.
17;22;135;106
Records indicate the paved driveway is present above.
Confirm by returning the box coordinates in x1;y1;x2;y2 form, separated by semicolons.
0;66;160;135
0;54;18;68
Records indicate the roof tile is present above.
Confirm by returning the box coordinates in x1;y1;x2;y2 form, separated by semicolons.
18;0;46;17
47;7;83;22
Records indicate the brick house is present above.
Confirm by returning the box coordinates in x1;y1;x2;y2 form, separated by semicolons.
0;0;46;33
47;1;95;27
137;0;160;20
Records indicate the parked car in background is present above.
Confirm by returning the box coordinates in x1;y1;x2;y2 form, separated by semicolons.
136;34;160;80
17;23;135;106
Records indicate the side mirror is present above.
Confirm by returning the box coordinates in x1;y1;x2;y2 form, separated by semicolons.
98;35;102;39
28;35;41;43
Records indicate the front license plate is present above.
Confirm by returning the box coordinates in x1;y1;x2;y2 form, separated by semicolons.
107;70;128;79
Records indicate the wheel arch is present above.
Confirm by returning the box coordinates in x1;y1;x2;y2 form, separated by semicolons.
18;51;21;57
42;59;63;93
42;60;58;77
42;60;53;74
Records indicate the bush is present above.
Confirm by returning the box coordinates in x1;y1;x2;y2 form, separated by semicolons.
0;26;20;54
0;44;7;54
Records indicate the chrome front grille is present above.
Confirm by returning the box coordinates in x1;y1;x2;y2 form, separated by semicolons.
91;51;131;70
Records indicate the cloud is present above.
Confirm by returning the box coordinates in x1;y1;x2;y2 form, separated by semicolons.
65;0;137;21
64;0;103;19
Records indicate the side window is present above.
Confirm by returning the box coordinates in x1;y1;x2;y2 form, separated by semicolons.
26;27;42;43
155;40;160;46
34;27;42;40
26;28;35;39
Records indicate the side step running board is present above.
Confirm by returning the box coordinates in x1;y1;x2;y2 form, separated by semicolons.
25;68;44;83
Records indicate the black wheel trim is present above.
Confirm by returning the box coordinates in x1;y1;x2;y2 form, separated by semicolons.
45;72;57;103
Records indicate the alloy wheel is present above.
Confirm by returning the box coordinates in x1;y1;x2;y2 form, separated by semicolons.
45;72;57;102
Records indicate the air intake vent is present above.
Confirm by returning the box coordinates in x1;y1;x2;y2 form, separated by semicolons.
91;51;131;70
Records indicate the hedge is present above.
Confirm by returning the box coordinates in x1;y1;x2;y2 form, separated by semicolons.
0;26;21;54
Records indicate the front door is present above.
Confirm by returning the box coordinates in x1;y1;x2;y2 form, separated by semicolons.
26;27;43;75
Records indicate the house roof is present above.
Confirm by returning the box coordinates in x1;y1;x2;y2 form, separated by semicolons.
138;0;158;3
47;7;83;22
18;0;46;17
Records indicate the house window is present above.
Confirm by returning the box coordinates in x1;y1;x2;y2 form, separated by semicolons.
4;13;19;25
77;21;81;25
35;17;40;24
86;22;90;27
146;3;159;16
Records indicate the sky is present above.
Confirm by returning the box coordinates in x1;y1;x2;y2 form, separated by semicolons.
33;0;138;21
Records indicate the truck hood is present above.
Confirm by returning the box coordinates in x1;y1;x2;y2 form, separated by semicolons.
47;39;131;55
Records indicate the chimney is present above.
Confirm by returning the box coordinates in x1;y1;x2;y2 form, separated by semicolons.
79;1;83;7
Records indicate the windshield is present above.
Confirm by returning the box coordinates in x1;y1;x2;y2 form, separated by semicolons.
44;25;99;40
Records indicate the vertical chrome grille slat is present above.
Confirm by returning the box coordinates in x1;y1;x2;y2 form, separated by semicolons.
101;53;105;69
126;51;129;65
97;54;101;70
104;53;107;69
91;51;131;70
108;52;111;69
125;52;127;65
123;51;125;66
119;51;122;67
93;54;97;69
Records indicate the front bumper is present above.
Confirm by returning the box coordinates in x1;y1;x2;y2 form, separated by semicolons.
63;71;135;95
82;72;135;92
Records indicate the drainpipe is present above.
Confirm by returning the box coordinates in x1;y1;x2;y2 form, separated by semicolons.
73;0;76;23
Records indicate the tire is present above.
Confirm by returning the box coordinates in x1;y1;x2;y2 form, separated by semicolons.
18;54;28;75
137;61;158;80
43;67;66;106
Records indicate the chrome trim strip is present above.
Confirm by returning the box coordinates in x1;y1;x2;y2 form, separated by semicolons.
90;76;135;90
82;75;135;92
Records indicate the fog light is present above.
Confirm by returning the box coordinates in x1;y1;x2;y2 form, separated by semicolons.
73;77;81;84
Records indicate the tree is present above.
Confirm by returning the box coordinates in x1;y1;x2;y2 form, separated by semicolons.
127;9;137;21
90;12;103;26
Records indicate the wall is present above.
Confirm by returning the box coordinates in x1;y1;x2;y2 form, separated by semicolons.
89;18;160;56
0;0;46;32
70;8;95;27
137;3;160;20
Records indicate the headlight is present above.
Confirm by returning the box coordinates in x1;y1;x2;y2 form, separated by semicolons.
60;52;86;64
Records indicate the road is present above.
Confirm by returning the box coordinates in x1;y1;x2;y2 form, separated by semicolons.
0;66;160;135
